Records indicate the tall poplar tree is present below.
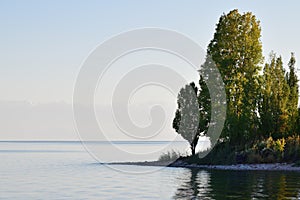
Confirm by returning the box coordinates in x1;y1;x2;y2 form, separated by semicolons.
207;9;263;147
286;53;299;135
259;54;290;139
173;79;211;156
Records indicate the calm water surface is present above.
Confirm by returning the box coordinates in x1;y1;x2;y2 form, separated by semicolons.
1;142;300;199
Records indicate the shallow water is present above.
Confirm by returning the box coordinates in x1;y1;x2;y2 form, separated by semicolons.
1;142;300;199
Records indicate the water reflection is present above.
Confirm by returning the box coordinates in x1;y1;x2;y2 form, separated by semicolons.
173;169;300;199
173;169;213;199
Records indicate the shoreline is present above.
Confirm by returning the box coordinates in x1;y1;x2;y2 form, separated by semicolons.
109;160;300;171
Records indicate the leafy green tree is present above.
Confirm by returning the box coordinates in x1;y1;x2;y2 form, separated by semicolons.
173;79;211;156
295;108;300;135
172;9;300;163
259;53;290;139
198;75;211;142
286;53;299;135
207;9;263;147
173;82;199;155
198;55;226;148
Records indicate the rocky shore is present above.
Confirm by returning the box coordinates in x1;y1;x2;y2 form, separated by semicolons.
110;160;300;171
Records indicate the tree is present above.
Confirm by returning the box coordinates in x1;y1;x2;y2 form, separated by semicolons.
286;53;299;135
207;9;263;147
295;108;300;135
173;79;211;156
259;53;290;139
173;82;199;156
197;75;211;146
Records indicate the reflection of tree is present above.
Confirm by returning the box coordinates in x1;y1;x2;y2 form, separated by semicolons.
209;171;255;200
173;169;213;200
255;172;300;199
173;169;300;199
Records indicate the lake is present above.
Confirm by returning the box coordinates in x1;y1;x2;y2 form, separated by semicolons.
1;141;300;199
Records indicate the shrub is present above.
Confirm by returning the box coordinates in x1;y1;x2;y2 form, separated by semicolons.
266;137;274;149
158;150;183;162
264;154;276;163
263;137;286;160
283;135;300;162
274;138;285;153
191;141;237;165
247;152;263;164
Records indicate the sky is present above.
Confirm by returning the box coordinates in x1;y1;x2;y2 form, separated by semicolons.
1;0;300;140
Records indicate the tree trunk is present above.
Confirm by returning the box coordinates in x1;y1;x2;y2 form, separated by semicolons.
191;145;196;156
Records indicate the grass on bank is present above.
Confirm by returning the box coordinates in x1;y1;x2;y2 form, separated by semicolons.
158;150;186;162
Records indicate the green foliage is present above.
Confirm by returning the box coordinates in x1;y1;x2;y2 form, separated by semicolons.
173;81;211;155
198;75;211;138
246;152;264;164
296;108;300;134
207;9;263;148
286;53;299;135
275;138;286;153
184;142;237;165
259;54;290;139
172;82;199;155
283;135;300;162
173;9;300;164
266;137;274;149
265;137;285;158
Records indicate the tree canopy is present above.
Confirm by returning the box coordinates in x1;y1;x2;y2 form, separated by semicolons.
173;9;300;161
207;9;263;148
173;80;211;155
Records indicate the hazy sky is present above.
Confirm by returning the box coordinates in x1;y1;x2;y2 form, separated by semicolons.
1;1;300;140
